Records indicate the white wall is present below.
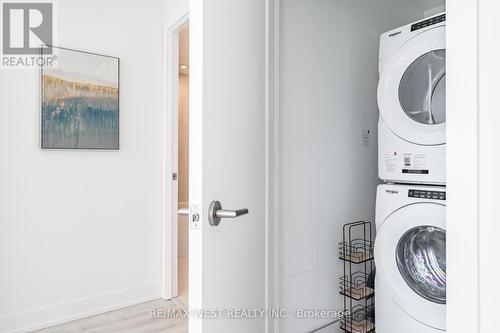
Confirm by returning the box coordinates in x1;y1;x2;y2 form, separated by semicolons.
278;1;424;332
446;1;478;332
0;0;166;331
446;1;500;332
477;2;500;331
164;0;189;28
477;2;500;332
425;4;446;18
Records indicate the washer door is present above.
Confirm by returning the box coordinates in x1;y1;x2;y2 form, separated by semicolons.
378;26;446;145
375;202;446;330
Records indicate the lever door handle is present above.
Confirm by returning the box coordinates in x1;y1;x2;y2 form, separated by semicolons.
215;208;249;218
209;200;249;226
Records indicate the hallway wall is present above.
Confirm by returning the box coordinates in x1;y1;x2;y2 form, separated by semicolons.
0;0;167;331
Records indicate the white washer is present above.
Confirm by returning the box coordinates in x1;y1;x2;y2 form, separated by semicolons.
378;13;446;185
375;184;446;333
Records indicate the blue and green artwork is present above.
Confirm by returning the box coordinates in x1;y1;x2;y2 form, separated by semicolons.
41;47;119;149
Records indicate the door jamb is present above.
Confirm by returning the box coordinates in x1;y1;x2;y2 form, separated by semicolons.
266;0;280;332
161;13;190;301
446;1;479;331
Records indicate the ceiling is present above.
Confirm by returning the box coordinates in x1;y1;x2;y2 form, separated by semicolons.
402;0;445;11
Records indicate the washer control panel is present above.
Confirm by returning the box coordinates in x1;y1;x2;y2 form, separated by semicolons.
408;189;446;200
411;13;446;32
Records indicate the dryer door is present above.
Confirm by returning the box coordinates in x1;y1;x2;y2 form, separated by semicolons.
374;202;446;330
378;25;445;145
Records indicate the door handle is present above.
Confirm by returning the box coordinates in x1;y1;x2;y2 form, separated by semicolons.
178;208;189;216
209;200;249;226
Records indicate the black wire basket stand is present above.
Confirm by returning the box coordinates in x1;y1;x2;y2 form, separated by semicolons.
339;221;375;333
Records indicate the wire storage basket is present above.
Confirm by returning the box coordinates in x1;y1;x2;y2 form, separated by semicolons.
339;221;375;333
341;304;375;333
339;239;374;263
340;271;374;301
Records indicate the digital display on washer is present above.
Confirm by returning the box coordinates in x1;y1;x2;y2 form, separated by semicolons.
411;14;446;32
402;169;429;174
408;189;446;200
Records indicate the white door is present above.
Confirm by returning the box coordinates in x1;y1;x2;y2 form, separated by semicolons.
189;0;267;332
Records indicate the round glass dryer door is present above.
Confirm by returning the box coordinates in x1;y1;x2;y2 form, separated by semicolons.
396;226;446;304
377;25;446;145
399;50;446;125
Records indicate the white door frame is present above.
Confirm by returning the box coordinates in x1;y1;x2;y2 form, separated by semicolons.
161;13;189;301
266;0;280;332
446;1;479;332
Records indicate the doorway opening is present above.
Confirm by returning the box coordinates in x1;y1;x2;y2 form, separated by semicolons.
175;23;189;308
161;12;189;309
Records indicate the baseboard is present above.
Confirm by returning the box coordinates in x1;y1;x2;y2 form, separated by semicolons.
0;283;161;333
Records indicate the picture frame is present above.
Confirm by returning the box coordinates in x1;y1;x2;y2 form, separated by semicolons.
40;46;120;150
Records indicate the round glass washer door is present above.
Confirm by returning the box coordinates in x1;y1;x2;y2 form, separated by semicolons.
399;50;446;125
396;226;446;304
374;202;446;329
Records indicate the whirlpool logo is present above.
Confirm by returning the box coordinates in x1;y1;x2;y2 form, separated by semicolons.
388;31;401;37
386;189;399;194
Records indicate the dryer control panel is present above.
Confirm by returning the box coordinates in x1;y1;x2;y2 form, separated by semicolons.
411;13;446;32
408;189;446;200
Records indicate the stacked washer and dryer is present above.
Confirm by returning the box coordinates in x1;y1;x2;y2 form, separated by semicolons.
374;13;446;333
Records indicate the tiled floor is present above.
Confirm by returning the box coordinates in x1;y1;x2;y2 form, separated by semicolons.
34;299;188;333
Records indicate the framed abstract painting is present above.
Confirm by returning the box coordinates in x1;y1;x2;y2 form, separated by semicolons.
41;46;120;150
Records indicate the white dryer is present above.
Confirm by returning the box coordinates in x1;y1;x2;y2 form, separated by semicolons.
378;13;446;184
375;184;446;333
